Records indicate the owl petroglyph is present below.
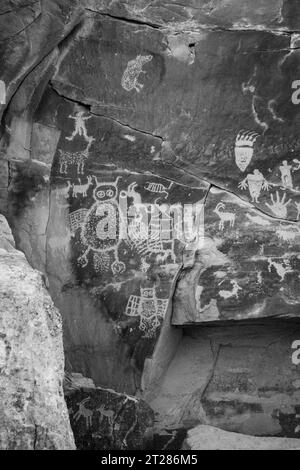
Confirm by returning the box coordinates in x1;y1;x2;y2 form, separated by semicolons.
78;177;126;274
125;287;169;337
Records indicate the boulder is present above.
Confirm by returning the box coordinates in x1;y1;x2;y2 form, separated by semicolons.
183;424;300;450
65;372;154;450
0;215;75;449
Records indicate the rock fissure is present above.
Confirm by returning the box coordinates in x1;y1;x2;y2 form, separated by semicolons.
84;8;162;30
48;81;165;142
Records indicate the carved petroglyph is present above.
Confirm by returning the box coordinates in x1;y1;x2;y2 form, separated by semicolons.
69;208;88;235
96;405;115;427
267;258;293;281
73;178;202;273
295;201;300;219
126;203;176;262
268;99;284;123
144;181;173;200
59;124;94;175
122;182;142;205
72;176;93;198
219;280;242;299
124;134;136;142
66;110;94;144
276;225;300;242
293;159;300;171
93;252;111;272
239;169;270;203
276;159;300;191
242;68;269;132
125;286;169;337
78;177;126;275
73;398;93;428
234;131;259;172
213;203;236;230
140;257;150;273
58;148;89;175
265;191;292;218
279;161;293;189
121;55;152;93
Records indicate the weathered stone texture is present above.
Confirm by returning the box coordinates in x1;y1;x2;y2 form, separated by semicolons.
173;187;300;324
2;0;300;448
0;215;75;449
0;0;83;122
65;373;154;450
149;323;300;439
183;425;300;450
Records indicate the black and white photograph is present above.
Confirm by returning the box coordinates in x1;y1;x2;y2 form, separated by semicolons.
1;0;300;454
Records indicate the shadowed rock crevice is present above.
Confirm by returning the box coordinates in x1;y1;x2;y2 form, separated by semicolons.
84;8;162;30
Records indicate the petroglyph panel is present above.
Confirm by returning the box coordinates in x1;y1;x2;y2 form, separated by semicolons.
173;186;300;325
52;16;300;221
50;125;206;340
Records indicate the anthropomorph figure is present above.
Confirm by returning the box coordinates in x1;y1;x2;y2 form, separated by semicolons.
234;131;259;172
279;160;293;189
66;110;93;142
238;169;270;203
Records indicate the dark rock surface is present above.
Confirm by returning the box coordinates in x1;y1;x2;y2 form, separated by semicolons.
183;424;300;450
2;0;300;446
52;10;300;221
0;0;83;123
149;322;300;438
84;0;300;32
64;373;154;450
173;186;300;324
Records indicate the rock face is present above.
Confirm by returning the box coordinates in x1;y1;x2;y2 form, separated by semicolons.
2;0;300;447
0;215;75;450
0;0;83;123
149;323;300;439
64;373;154;450
172;186;300;324
183;425;300;450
